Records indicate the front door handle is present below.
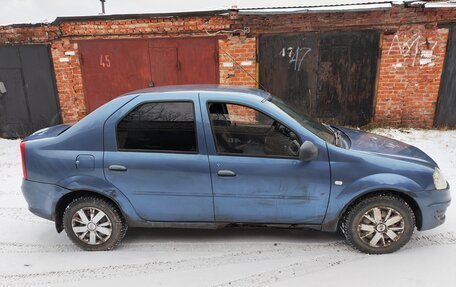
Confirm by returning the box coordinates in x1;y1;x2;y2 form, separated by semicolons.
109;165;127;172
217;170;236;177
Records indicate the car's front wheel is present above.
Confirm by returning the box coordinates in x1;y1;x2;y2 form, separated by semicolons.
342;194;415;254
63;196;127;251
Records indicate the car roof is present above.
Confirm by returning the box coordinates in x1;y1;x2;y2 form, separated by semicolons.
122;84;270;99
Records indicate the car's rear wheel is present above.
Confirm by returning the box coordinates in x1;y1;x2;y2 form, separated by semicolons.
63;196;127;251
342;194;415;254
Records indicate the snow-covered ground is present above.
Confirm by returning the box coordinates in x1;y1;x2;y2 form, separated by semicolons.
0;129;455;286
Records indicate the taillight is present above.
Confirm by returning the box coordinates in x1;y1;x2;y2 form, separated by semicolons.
20;141;27;180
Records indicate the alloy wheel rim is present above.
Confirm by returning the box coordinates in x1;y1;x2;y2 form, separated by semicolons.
71;207;112;245
357;206;405;248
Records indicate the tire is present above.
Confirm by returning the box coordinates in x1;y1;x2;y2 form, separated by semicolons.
341;194;415;254
63;196;128;251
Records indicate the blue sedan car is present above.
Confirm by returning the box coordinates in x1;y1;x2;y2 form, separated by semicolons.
21;86;450;253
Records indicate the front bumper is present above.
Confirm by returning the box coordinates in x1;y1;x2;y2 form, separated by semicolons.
21;179;70;221
416;184;451;231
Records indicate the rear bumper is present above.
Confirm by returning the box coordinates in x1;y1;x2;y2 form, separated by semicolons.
416;185;451;231
21;179;70;221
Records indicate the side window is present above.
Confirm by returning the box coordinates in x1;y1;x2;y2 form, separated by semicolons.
117;101;197;152
208;102;301;157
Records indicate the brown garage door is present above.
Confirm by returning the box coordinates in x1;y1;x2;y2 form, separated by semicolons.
79;37;219;112
259;30;380;126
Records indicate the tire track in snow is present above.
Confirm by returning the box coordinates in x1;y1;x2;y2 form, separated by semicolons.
0;230;454;254
0;238;346;254
212;231;456;287
212;253;367;287
1;231;455;285
0;246;319;285
406;231;456;248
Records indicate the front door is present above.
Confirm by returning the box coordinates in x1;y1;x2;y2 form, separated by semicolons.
200;97;331;224
103;93;214;222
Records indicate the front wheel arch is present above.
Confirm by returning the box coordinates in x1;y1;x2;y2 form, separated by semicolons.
338;190;422;231
55;190;125;233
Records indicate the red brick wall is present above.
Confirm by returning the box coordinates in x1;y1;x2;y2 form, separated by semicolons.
243;7;456;34
227;104;258;124
374;25;449;127
219;36;257;87
0;24;58;43
51;39;86;122
58;16;231;37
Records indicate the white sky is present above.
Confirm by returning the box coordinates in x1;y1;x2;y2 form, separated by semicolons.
1;0;393;25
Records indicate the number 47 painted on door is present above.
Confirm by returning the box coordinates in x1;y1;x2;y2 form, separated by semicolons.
280;47;311;72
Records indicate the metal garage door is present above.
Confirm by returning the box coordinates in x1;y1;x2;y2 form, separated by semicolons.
259;30;380;126
0;45;61;138
435;25;456;128
78;37;219;112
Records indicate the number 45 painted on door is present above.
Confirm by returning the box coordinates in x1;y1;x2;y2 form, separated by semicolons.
99;54;111;68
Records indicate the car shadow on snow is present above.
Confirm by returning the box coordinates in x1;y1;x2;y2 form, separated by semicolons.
122;227;344;246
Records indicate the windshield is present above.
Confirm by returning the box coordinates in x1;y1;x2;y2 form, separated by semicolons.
268;96;335;143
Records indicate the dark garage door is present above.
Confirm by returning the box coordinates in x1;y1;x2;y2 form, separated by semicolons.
259;30;380;126
79;37;219;112
435;25;456;128
0;45;61;138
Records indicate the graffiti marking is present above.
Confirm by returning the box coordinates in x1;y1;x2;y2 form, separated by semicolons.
280;46;312;72
387;33;438;67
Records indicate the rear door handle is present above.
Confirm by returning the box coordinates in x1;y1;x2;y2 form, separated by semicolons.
109;165;127;172
217;170;236;177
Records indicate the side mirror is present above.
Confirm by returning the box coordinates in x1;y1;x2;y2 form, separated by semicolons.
299;141;318;161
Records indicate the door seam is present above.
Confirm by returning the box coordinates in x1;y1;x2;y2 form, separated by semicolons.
198;92;217;222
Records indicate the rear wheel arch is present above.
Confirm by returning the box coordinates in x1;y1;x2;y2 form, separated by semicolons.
337;190;422;231
55;190;125;233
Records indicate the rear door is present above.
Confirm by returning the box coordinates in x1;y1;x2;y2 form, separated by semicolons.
103;92;214;222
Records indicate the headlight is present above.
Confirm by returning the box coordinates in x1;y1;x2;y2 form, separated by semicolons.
433;168;448;190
